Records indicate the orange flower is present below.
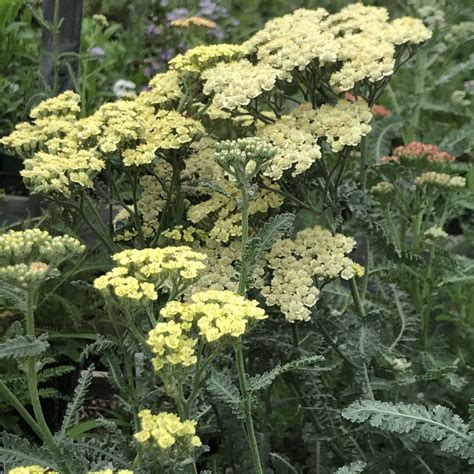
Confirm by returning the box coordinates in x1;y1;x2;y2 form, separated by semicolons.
170;16;217;29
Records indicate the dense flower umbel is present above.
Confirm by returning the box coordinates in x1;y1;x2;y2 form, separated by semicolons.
9;467;57;474
415;172;466;188
0;229;85;288
135;410;201;449
93;247;207;302
147;290;266;371
170;44;246;73
255;226;358;322
202;59;278;113
383;142;456;165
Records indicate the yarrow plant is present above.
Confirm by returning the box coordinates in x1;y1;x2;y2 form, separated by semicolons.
1;3;473;474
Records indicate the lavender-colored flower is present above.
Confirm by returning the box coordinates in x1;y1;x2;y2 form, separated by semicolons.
143;60;161;78
146;24;160;36
89;46;105;58
199;0;228;19
209;27;225;40
166;8;189;22
160;48;175;62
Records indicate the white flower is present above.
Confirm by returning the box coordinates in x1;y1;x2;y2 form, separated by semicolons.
113;79;137;98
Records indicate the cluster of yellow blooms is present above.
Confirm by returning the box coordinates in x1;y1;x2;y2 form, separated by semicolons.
188;181;283;242
135;410;201;450
415;172;466;188
93;247;207;302
371;181;395;194
424;226;448;242
147;290;266;371
140;70;183;106
202;59;278;113
170;44;246;74
254;226;358;322
291;100;373;153
257;115;321;179
0;229;84;288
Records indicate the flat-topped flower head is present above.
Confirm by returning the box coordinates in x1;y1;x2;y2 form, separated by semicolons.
0;229;85;288
202;59;278;113
255;226;357;322
135;410;201;451
392;142;455;165
147;290;265;371
9;467;58;474
94;247;207;304
169;44;246;73
215;137;277;183
139;70;183;106
415;172;466;188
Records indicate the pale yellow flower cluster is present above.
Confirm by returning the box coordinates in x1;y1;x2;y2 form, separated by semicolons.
257;114;321;179
134;410;201;450
328;4;431;91
239;4;431;93
0;229;84;287
162;225;207;243
9;467;57;474
21;148;105;196
170;44;246;73
295;100;372;152
188;180;283;242
243;8;337;80
424;226;448;241
371;181;395;194
147;289;265;371
147;319;198;371
140;70;183;106
0;91;80;156
202;59;278;112
189;239;240;293
415;172;466;188
137;161;173;239
256;226;356;322
93;247;207;302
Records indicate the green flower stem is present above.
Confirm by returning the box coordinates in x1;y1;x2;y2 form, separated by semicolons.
0;380;43;439
359;136;368;193
420;245;436;349
235;185;264;474
25;289;72;473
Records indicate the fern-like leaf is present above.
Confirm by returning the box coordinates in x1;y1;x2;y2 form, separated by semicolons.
80;335;117;362
239;213;295;278
342;400;474;462
60;364;95;436
249;355;325;392
0;334;49;359
207;372;244;419
0;433;56;469
367;115;403;163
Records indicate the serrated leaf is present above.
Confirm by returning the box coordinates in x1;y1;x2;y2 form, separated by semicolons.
0;433;57;468
249;355;325;392
0;334;49;359
239;213;295;280
60;364;95;436
343;400;474;462
207;372;244;419
0;280;26;311
439;121;474;156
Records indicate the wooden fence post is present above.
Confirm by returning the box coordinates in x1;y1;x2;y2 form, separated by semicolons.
40;0;84;93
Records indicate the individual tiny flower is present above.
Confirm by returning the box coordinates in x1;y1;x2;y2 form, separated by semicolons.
391;357;412;371
112;79;137;98
371;104;392;117
146;24;160;35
